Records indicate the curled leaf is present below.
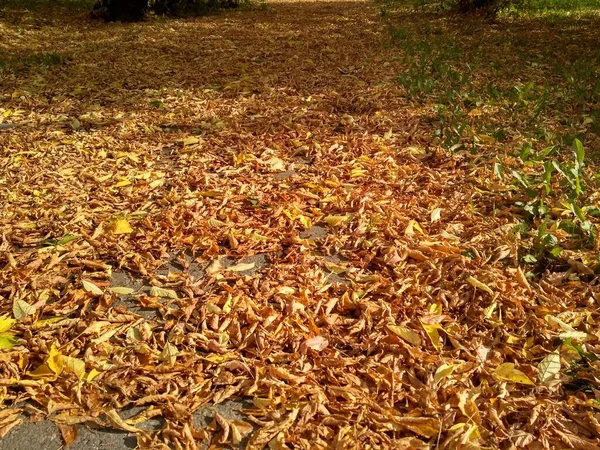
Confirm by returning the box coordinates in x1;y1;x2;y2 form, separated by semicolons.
467;276;494;295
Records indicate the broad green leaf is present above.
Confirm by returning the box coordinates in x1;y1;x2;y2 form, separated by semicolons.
108;286;135;295
494;363;534;385
538;351;560;383
57;235;79;245
13;300;36;320
0;315;15;333
387;325;422;346
149;286;179;299
433;363;458;385
0;334;18;349
573;138;584;169
82;280;103;296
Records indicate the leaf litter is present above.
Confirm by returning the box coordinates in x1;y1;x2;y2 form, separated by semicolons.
0;0;600;448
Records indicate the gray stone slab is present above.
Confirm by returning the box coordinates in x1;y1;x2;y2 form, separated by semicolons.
299;225;327;241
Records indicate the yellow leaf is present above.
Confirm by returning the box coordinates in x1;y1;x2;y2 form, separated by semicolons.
386;325;422;346
47;344;63;375
0;315;15;333
160;342;178;365
324;215;350;227
538;351;561;383
183;136;200;146
83;321;112;335
483;302;497;319
84;369;101;383
109;219;133;235
149;286;179;299
27;364;56;380
420;321;442;351
467;276;494;295
112;179;131;188
13;300;36;320
494;363;534;385
61;356;85;379
82;280;103;296
430;208;442;222
405;220;424;236
428;302;442;315
433;363;458;385
298;215;312;229
32;316;66;329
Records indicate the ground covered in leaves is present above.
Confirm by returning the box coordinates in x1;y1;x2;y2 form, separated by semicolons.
1;0;600;448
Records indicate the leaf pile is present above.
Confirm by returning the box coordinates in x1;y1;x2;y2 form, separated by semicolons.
1;0;600;449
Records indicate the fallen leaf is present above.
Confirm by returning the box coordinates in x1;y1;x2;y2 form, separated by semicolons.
467;276;494;295
0;316;15;333
56;423;78;446
149;286;179;299
82;279;104;296
13;300;36;320
300;336;329;353
420;321;442;351
433;363;458;385
387;325;422;346
0;334;18;349
109;219;133;235
494;363;535;385
538;351;561;383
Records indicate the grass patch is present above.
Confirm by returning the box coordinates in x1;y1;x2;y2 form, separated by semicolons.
0;51;70;74
381;0;600;273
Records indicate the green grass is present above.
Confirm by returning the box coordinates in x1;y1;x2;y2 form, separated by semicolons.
0;51;70;74
0;0;96;9
380;0;600;271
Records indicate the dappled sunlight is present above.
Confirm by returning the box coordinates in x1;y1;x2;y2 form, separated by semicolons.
1;0;600;448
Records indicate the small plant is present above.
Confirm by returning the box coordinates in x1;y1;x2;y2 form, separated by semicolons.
507;139;597;266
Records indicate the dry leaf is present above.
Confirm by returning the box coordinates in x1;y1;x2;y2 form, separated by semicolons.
300;336;329;353
109;219;133;235
13;300;36;320
494;363;535;385
82;279;104;296
387;325;422;346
